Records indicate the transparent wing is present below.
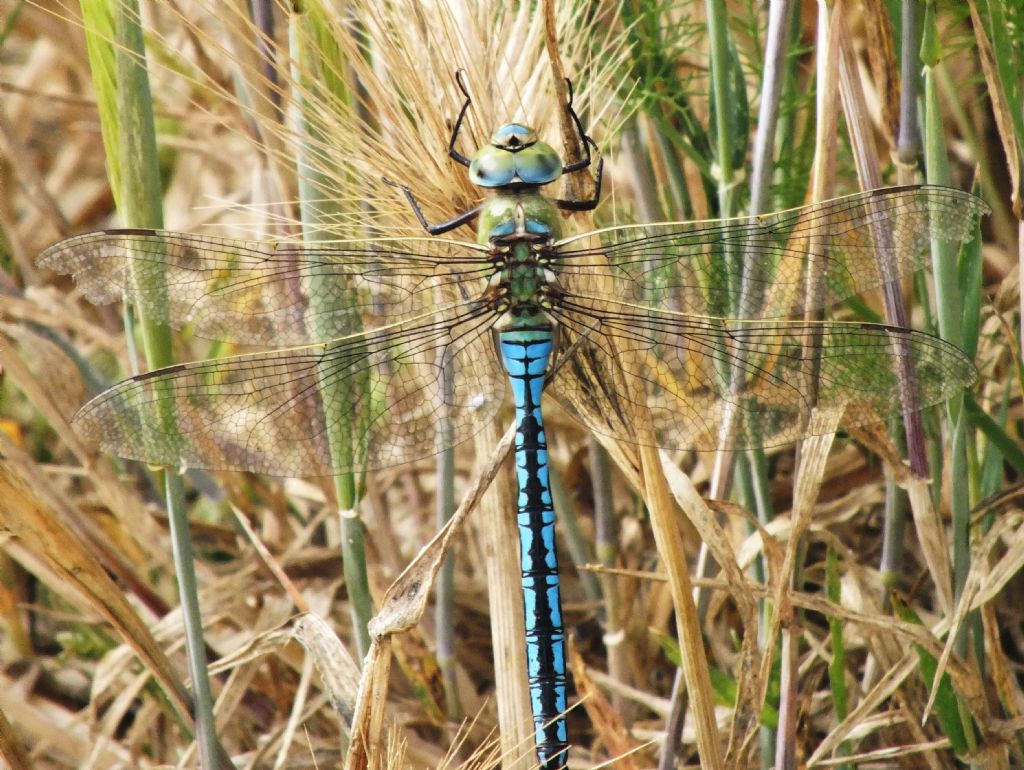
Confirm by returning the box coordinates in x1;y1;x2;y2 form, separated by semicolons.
555;186;988;319
72;305;505;476
37;229;492;345
547;297;977;451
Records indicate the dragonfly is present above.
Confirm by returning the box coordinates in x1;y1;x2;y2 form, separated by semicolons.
39;73;987;769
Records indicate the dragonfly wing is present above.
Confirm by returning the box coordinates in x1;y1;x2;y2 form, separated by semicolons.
73;305;505;475
547;299;976;451
37;230;491;345
555;186;988;319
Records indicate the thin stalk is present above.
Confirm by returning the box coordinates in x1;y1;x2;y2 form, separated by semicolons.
706;0;791;500
436;375;460;718
581;441;625;717
700;4;794;765
704;0;737;216
289;6;373;660
737;448;776;770
549;463;602;607
722;6;792;768
837;12;929;477
773;4;840;767
80;1;225;767
878;466;908;598
922;2;976;671
684;2;744;744
825;548;853;770
895;0;920;170
880;0;921;609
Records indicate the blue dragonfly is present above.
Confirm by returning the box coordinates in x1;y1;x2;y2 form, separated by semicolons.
39;75;987;769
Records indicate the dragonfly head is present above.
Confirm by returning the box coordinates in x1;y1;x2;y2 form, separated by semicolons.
469;122;562;189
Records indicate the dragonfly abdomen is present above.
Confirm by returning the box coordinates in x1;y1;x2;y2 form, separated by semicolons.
498;330;569;770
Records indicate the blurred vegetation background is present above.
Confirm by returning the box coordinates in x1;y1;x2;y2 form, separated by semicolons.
1;0;1022;768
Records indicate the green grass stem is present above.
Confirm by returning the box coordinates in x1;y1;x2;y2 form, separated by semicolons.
825;548;853;770
704;0;738;217
80;1;226;767
288;4;373;660
923;3;977;673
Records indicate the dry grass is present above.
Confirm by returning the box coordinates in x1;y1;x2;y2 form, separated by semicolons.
2;1;1022;769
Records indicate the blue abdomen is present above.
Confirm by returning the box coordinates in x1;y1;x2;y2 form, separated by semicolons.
498;329;568;770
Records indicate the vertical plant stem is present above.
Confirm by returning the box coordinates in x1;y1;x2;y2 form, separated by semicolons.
922;3;977;684
895;0;920;173
642;446;723;770
584;441;627;718
476;423;533;770
80;1;226;767
698;2;792;764
773;4;840;768
550;464;602;607
878;0;920;612
436;391;460;718
704;0;736;216
289;4;373;660
825;548;853;770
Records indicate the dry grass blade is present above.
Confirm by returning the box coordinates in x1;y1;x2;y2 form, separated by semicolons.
0;447;194;721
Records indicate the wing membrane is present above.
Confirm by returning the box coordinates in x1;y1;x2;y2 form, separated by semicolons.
548;298;977;451
73;305;505;475
555;186;988;319
38;230;491;345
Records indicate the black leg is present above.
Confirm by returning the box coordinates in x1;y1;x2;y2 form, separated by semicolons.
556;78;603;211
561;78;596;174
447;70;473;168
382;177;480;235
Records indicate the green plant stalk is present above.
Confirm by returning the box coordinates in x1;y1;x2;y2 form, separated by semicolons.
968;391;1021;478
79;1;226;768
704;0;737;218
891;594;974;756
923;2;974;655
923;11;986;757
289;5;373;660
825;548;852;770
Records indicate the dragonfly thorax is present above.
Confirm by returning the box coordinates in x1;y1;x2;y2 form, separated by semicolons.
481;200;561;332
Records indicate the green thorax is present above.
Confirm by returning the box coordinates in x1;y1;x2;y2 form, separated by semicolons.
478;191;562;332
477;190;562;246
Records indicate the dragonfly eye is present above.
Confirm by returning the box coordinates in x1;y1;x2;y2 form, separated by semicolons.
469;146;516;188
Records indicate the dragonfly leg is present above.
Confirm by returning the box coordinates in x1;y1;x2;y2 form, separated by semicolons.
447;70;473;168
560;78;597;175
554;150;603;212
382;177;481;235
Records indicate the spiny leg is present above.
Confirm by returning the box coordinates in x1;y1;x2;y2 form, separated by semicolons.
381;177;481;235
556;78;604;212
447;69;473;167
